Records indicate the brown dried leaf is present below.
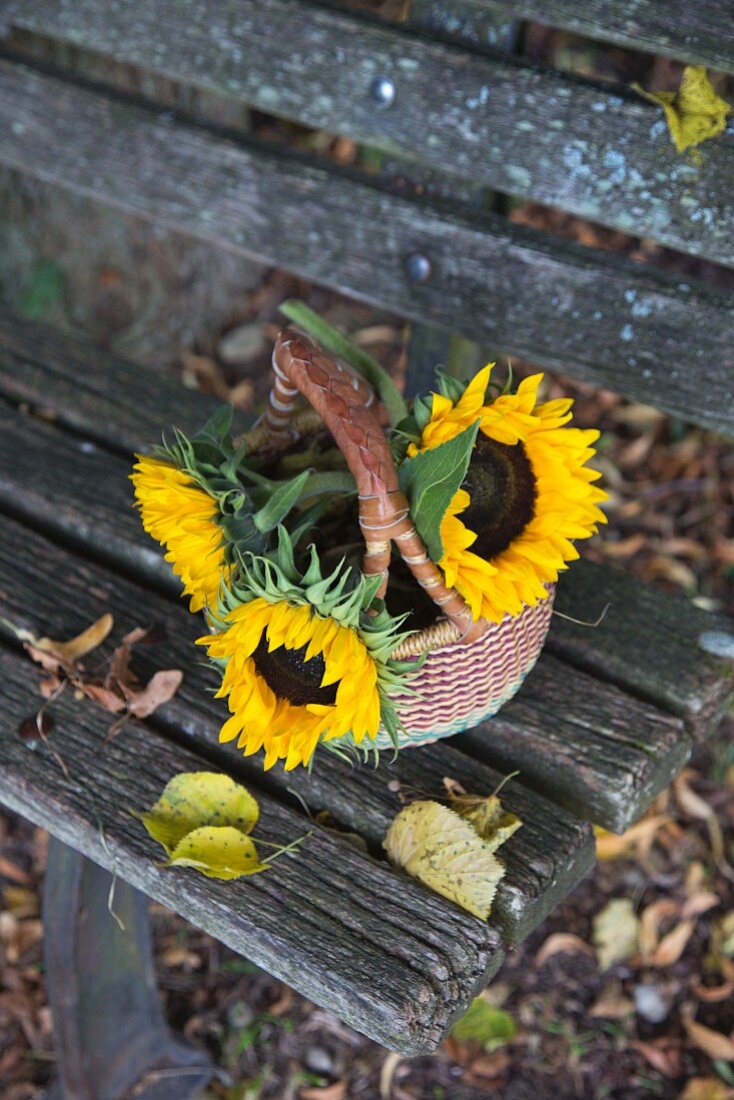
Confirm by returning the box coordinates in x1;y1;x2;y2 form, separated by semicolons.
535;933;595;967
24;643;62;675
300;1083;347;1100
639;898;679;958
631;1038;681;1078
647;919;695;968
691;977;734;1003
682;1005;734;1061
81;683;127;713
682;891;720;919
127;670;183;718
674;770;728;870
595;815;671;862
588;982;635;1019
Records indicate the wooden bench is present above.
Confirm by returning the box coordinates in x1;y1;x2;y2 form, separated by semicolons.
0;1;733;1091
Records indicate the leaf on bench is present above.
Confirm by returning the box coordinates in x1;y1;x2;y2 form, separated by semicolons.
140;770;310;881
633;66;731;154
384;796;521;920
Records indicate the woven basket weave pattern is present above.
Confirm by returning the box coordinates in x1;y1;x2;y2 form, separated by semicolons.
377;587;555;749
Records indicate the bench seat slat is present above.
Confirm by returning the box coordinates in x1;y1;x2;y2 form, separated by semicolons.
550;559;734;738
5;1;734;264
0;642;502;1054
1;63;733;434
0;508;595;942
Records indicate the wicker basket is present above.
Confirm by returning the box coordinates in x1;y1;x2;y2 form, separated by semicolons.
244;330;554;751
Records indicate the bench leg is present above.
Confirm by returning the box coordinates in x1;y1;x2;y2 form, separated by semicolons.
42;838;213;1100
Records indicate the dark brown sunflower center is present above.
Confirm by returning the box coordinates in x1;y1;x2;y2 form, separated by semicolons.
460;435;537;560
252;632;338;707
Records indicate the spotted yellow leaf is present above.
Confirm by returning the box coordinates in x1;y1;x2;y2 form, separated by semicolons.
142;771;260;857
167;825;268;879
384;800;513;920
453;794;522;853
634;65;731;153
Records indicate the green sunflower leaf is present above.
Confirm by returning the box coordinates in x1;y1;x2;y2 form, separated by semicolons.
252;470;311;533
397;420;480;563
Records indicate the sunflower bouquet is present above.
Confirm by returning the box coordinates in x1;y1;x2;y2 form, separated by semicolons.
132;303;606;771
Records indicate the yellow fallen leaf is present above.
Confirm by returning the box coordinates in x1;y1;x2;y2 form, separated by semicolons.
680;1079;734;1100
593;898;640;971
634;65;731;153
37;612;115;663
142;771;260;857
453;794;522;853
384;800;510;920
168;825;268;879
140;771;309;880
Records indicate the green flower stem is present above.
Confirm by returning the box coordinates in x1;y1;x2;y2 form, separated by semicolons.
278;447;345;473
279;299;408;427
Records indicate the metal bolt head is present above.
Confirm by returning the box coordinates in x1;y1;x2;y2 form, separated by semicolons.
370;75;396;108
405;252;432;283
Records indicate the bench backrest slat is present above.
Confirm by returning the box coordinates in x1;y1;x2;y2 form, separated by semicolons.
449;0;734;73
2;60;732;434
7;0;734;266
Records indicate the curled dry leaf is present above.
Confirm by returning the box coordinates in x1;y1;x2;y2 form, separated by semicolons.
588;982;635;1019
127;669;183;718
535;933;596;968
34;612;114;666
595;814;671;862
674;771;729;872
681;1004;734;1061
691;976;734;1003
646;918;695;967
631;1038;681;1078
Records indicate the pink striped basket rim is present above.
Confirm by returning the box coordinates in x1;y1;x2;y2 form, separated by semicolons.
374;587;555;750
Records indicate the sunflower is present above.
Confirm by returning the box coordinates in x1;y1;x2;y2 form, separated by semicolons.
196;532;416;770
131;455;227;613
132;404;324;615
408;365;608;623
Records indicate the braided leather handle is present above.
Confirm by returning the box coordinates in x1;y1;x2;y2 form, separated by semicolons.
258;330;486;643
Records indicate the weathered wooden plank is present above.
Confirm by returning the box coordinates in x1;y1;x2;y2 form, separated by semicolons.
0;506;594;941
474;0;734;75
0;307;248;456
5;2;734;264
1;64;732;433
0;641;502;1053
456;655;691;832
549;557;734;739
